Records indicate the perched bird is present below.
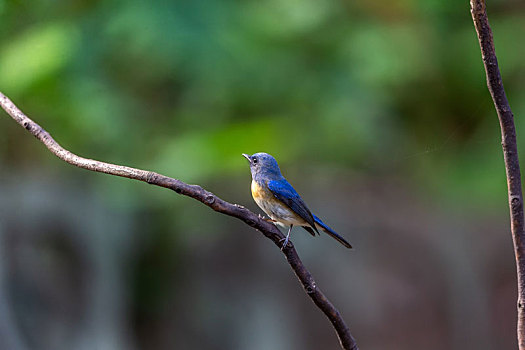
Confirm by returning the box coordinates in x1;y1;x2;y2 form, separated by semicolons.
243;152;352;249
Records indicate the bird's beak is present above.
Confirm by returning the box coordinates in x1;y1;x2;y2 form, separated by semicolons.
242;153;251;163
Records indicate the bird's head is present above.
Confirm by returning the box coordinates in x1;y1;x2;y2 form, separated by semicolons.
242;152;282;179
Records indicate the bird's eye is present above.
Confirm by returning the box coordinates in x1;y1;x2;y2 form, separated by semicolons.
252;157;258;164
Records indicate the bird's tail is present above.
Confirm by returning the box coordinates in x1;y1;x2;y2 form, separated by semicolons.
313;215;352;249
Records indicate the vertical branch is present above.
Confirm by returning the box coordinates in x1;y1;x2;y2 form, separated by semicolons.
470;1;525;348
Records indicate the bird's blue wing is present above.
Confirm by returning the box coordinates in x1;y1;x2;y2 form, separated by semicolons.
267;179;317;231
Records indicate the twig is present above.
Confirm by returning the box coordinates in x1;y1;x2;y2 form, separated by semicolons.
470;1;525;348
0;91;359;350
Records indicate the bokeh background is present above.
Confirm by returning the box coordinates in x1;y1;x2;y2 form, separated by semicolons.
1;0;525;349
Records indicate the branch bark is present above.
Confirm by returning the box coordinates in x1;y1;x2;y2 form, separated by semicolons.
470;1;525;348
0;91;359;350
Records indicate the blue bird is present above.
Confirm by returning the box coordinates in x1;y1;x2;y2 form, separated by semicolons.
243;152;352;249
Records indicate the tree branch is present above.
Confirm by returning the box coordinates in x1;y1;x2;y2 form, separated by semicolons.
470;1;525;348
0;91;359;350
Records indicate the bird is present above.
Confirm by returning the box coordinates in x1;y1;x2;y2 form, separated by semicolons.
242;152;352;249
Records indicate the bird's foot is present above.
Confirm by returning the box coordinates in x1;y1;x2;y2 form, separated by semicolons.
257;214;276;222
278;236;290;250
258;214;276;223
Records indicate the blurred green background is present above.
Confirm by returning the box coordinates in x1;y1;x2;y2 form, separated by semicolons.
1;0;525;349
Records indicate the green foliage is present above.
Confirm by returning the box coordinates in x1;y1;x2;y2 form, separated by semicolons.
1;0;523;206
1;2;523;349
0;22;79;93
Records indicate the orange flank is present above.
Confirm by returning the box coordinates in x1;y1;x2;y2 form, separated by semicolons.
251;180;264;200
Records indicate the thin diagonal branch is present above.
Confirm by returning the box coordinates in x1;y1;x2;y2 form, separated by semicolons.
470;1;525;348
0;91;358;350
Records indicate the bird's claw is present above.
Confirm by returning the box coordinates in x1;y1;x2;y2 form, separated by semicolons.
258;214;276;223
278;236;290;250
